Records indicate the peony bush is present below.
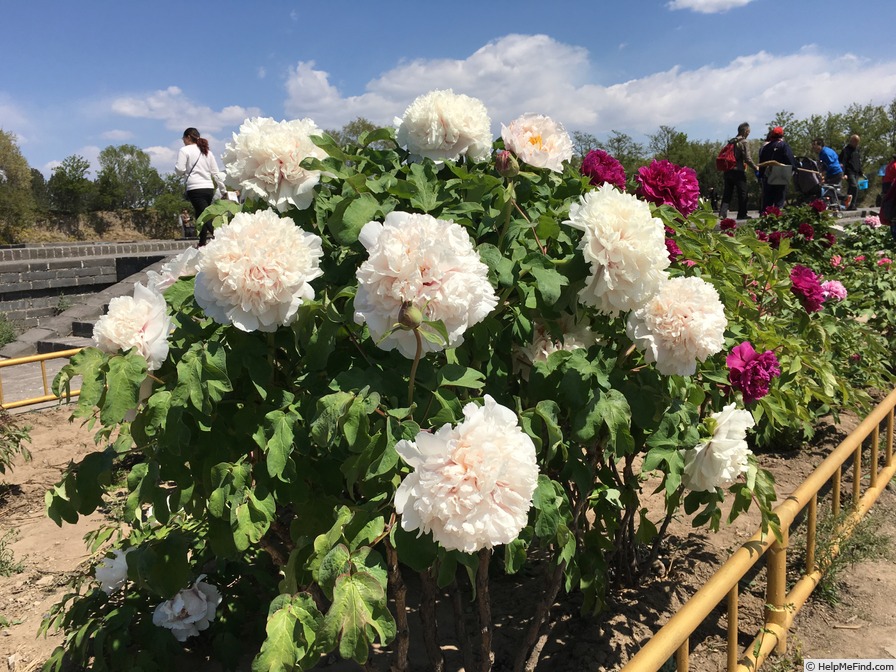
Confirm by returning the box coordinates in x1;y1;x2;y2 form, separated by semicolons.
42;91;893;671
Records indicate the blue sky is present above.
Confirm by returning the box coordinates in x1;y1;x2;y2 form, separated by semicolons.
4;0;896;178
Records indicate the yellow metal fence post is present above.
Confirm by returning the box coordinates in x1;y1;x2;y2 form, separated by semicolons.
727;586;738;671
764;527;789;655
806;494;817;574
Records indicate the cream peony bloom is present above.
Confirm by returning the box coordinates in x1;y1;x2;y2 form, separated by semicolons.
152;575;222;642
394;395;539;553
682;404;755;492
501;114;573;173
95;548;134;595
626;276;727;377
146;247;201;293
194;209;323;333
93;283;172;371
395;89;493;163
513;316;598;376
353;211;498;358
222;116;328;212
565;185;671;316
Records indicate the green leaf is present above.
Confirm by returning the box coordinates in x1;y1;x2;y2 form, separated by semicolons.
319;572;396;663
436;364;485;389
252;594;323;672
407;162;442;212
263;409;297;479
328;193;382;245
318;544;351;600
100;353;147;424
477;243;515;286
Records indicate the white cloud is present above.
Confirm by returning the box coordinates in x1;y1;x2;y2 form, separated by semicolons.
257;66;267;79
282;35;896;145
0;95;32;139
111;86;262;133
101;129;134;141
667;0;754;13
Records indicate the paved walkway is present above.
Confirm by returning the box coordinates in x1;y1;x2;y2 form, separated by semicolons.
0;355;78;414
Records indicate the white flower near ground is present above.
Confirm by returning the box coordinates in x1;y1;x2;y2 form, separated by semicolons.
194;209;323;333
501;114;573;172
146;247;201;293
93;283;172;371
626;275;727;376
395;90;493;163
682;404;755;492
222;116;327;212
565;185;670;316
152;575;222;642
514;316;598;376
95;548;134;595
394;395;539;553
353;211;497;358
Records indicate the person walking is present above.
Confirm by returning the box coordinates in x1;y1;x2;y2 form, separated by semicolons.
839;134;864;211
811;138;844;186
758;126;795;212
719;122;760;221
175;127;225;246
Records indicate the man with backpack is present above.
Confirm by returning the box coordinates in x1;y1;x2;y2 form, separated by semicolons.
719;122;759;220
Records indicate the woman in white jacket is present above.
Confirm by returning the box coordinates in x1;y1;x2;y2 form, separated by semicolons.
175;127;225;246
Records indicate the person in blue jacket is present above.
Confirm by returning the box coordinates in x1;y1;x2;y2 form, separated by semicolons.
811;138;844;186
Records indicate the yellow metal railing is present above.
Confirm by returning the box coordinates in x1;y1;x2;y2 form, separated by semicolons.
622;387;896;672
0;348;83;409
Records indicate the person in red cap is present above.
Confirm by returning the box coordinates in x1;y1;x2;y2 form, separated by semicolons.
758;126;795;212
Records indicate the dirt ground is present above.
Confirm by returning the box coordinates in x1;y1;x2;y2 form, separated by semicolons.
0;403;894;671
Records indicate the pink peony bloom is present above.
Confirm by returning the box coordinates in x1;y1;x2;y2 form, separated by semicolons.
855;255;866;262
821;280;847;301
830;254;842;268
634;159;700;216
790;265;825;313
581;149;626;190
665;238;682;262
864;214;882;228
810;199;827;213
878;257;892;266
797;223;814;240
727;341;781;404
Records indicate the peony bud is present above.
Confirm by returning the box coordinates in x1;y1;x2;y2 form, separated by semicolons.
397;301;424;330
495;150;520;178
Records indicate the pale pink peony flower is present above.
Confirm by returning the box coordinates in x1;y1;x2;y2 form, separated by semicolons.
194;209;323;332
626;276;727;376
394;395;539;553
354;211;497;358
501;114;573;173
682;404;754;492
565;184;671;316
222;116;328;212
93;283;172;371
152;575;222;642
821;280;847;301
864;214;882;228
513;316;598;376
146;247;201;293
830;254;842;268
95;548;134;595
396;90;493;163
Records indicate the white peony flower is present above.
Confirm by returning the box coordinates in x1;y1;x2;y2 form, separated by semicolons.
395;395;539;553
354;211;498;358
146;247;201;293
501;114;573;172
152;575;222;642
222;116;328;212
513;316;598;376
95;548;134;595
93;283;172;371
194;209;323;333
626;275;727;376
565;185;671;316
395;89;493;163
682;404;755;492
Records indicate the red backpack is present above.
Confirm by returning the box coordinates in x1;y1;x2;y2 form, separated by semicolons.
716;141;737;171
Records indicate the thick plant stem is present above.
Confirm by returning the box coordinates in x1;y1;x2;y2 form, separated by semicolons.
419;569;444;672
477;548;494;672
513;560;564;672
449;580;476;672
407;328;423;408
386;543;409;672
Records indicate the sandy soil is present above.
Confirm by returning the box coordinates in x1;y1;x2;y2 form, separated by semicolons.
0;404;894;671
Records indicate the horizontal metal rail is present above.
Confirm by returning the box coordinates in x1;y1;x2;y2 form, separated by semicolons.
621;387;896;672
0;348;83;409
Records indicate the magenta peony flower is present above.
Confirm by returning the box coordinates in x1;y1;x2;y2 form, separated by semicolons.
821;280;847;301
756;230;769;242
790;265;825;312
635;159;700;216
719;218;737;231
763;206;782;217
768;231;784;248
810;199;827;213
822;232;836;248
665;238;682;262
797;222;815;240
581;149;626;191
727;342;781;403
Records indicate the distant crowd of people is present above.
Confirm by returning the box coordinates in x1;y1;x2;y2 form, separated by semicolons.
716;121;880;220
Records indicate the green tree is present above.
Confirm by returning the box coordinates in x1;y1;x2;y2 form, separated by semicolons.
94;144;164;209
325;117;386;149
0;130;35;243
48;155;94;214
30;168;50;212
570;130;600;166
597;130;646;179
